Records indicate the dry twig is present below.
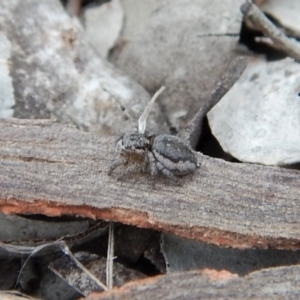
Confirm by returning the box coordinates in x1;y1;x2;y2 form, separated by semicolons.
241;1;300;62
178;56;248;148
106;222;115;289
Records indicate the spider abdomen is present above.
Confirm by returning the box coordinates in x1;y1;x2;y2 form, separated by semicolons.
151;134;199;176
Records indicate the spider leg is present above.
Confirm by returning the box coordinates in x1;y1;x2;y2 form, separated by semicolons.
108;155;128;175
148;152;159;176
148;152;180;184
157;162;180;183
117;163;142;179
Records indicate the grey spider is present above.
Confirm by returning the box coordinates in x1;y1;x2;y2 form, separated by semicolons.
108;87;199;181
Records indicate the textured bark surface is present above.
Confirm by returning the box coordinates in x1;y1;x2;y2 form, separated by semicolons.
85;266;300;300
0;119;300;249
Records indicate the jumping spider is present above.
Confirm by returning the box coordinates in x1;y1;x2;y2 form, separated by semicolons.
108;87;199;181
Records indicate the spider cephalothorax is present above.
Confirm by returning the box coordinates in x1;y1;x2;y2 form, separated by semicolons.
108;87;199;181
108;132;151;175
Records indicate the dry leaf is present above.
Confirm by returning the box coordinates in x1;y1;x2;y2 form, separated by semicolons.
208;56;300;165
0;0;165;134
114;0;244;130
0;213;90;243
84;0;124;58
0;32;14;118
161;233;300;276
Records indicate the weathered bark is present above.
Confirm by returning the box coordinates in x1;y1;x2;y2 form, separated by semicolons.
84;266;300;300
0;118;300;249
